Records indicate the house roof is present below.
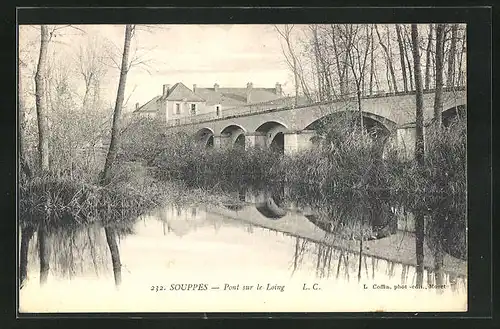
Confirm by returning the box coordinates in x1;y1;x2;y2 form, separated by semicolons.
164;82;206;102
195;87;281;106
134;82;284;113
134;95;161;113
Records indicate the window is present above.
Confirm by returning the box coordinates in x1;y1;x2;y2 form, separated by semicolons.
216;105;220;116
191;103;197;115
175;103;180;114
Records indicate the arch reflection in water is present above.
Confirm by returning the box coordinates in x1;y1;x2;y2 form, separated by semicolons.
254;187;288;220
300;192;397;241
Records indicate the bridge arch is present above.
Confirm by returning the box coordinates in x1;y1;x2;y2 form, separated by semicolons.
303;111;397;137
194;128;215;147
255;121;288;153
442;104;466;127
221;124;247;148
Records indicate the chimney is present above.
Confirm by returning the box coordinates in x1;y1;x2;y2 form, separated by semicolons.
214;83;219;92
246;82;253;104
275;82;282;96
135;102;139;111
192;84;197;93
163;84;171;98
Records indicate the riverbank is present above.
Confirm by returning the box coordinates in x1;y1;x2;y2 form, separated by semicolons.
19;117;465;228
19;162;239;228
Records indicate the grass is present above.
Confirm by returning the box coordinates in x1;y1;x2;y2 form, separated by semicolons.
147;118;465;196
19;160;238;229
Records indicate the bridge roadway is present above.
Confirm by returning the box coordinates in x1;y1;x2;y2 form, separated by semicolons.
202;200;466;278
165;87;466;156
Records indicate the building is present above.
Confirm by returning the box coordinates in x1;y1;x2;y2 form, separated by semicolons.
133;82;284;123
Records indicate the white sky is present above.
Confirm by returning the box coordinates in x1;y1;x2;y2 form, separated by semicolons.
19;24;295;111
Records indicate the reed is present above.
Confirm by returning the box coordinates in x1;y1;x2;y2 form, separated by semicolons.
148;118;466;196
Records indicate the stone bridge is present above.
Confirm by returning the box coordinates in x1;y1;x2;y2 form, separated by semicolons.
165;87;466;157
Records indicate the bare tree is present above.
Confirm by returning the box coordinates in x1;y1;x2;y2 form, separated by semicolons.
310;25;324;101
434;24;446;128
100;24;135;185
375;25;398;93
34;25;51;173
411;24;425;167
369;25;375;95
327;24;355;97
446;23;459;87
78;36;108;110
457;26;467;86
396;24;408;92
19;60;32;178
274;25;301;105
402;26;414;91
342;25;371;129
424;24;434;90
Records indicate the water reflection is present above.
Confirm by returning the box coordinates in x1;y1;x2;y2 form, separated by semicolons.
297;191;397;241
19;184;467;312
105;227;122;287
254;187;288;219
19;219;136;290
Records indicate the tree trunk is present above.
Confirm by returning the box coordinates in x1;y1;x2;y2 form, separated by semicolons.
424;24;434;90
82;78;93;110
312;26;323;101
19;63;32;179
291;44;300;105
35;25;51;174
386;26;399;93
331;25;346;96
403;30;414;91
457;28;466;86
446;23;458;87
369;25;375;95
105;227;122;287
411;24;425;167
434;24;446;129
357;87;363;130
396;24;408;92
100;25;134;185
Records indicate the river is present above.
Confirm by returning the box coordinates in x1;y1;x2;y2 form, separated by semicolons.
18;184;467;313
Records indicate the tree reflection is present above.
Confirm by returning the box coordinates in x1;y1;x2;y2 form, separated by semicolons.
38;224;51;285
19;225;35;288
105;227;122;287
424;196;466;292
20;212;135;290
414;210;425;288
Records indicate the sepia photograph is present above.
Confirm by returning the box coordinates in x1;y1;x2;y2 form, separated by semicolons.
18;22;468;313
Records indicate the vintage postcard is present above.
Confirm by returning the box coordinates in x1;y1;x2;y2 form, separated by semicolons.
18;22;467;313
